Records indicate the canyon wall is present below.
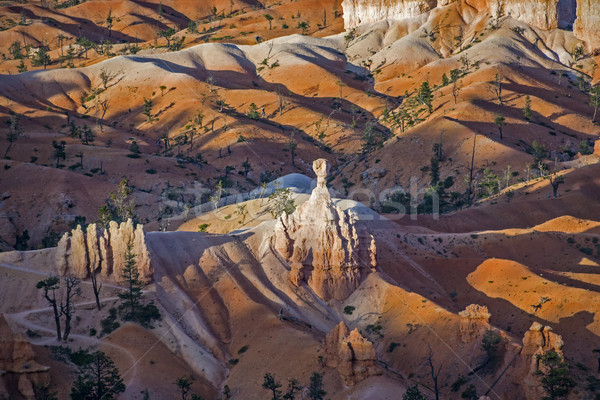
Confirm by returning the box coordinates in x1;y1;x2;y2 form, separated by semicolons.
341;0;599;50
341;0;437;28
55;219;152;284
574;0;600;51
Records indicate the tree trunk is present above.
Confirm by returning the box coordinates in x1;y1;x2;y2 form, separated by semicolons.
4;142;13;158
51;300;61;341
91;272;102;310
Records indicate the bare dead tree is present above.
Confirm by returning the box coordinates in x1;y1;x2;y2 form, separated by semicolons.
36;277;62;341
91;268;103;310
426;347;442;400
488;73;504;105
95;97;110;131
465;133;478;204
60;276;80;341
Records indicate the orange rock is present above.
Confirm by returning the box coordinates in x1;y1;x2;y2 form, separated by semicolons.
574;0;600;51
54;219;152;284
0;314;49;399
273;159;376;301
324;322;380;385
458;304;491;343
522;322;564;358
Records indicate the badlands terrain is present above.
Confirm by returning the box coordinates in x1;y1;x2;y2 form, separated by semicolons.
0;0;600;399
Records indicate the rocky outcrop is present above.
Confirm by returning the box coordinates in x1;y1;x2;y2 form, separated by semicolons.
55;219;151;284
324;322;380;385
341;0;585;34
500;0;560;30
273;159;376;301
574;0;600;51
458;304;491;343
342;0;436;28
522;322;564;358
0;314;49;399
519;322;564;399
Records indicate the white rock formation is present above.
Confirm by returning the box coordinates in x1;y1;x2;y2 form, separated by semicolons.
574;0;600;51
341;0;594;42
55;219;152;284
342;0;436;28
273;159;376;301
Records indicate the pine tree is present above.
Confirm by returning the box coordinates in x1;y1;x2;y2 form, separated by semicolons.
403;385;426;400
71;351;125;400
535;350;575;400
307;373;326;400
494;114;505;139
118;240;143;321
523;95;532;121
262;373;282;400
417;81;433;114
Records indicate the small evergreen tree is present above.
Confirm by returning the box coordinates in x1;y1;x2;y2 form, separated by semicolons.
523;95;532;121
403;385;426;400
143;98;155;123
268;184;296;217
535;350;575;400
70;351;125;400
80;125;95;145
307;372;326;400
97;177;137;228
9;41;24;59
296;21;309;35
441;73;449;87
283;378;302;400
52;140;66;168
32;46;51;69
494;114;505;139
248;103;260;119
481;329;502;360
175;375;194;400
262;373;282;400
5;113;23;157
118;240;143;321
265;14;274;30
417;81;434;114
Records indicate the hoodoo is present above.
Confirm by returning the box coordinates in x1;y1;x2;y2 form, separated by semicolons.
273;159;376;301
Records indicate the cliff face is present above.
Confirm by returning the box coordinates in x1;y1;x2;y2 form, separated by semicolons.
56;219;152;284
342;0;436;28
574;0;600;51
342;0;596;48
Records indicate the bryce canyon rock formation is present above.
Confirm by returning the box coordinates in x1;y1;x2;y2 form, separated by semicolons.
273;159;376;301
458;304;491;343
0;314;49;399
522;322;564;358
341;0;436;28
342;0;598;49
55;219;151;284
574;0;600;51
519;322;565;399
324;322;380;385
